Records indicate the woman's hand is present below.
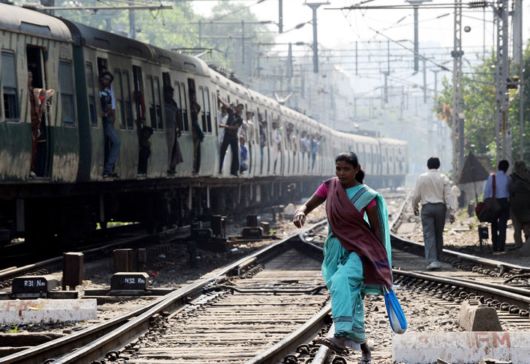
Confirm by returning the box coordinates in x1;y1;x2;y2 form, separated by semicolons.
293;210;306;228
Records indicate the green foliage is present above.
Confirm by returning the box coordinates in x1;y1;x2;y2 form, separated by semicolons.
15;0;274;74
436;45;530;164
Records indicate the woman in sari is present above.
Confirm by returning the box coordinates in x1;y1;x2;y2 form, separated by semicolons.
293;152;393;362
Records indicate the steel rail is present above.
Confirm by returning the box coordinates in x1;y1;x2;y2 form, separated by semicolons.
394;269;530;307
388;191;530;274
419;271;530;297
248;304;331;364
16;221;326;364
0;233;148;283
0;225;190;285
391;234;530;274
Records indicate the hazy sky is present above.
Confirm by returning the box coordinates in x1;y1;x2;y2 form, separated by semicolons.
192;1;530;94
193;0;529;55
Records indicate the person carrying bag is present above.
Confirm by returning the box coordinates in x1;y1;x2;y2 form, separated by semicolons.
477;160;511;253
475;173;501;223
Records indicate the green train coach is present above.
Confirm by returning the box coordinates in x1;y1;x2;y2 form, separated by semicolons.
0;4;407;245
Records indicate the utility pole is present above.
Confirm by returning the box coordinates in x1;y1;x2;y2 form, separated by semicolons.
198;20;202;47
422;58;427;103
241;20;245;65
451;0;465;176
383;72;389;104
355;41;359;76
433;69;439;100
129;0;136;39
407;0;432;73
512;0;524;160
287;43;293;95
494;0;511;163
306;2;328;73
278;0;283;33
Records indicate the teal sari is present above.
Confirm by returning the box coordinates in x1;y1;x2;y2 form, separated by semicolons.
322;184;392;342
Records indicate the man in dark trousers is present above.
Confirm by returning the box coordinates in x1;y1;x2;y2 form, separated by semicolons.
218;96;244;176
99;71;120;178
483;159;511;254
412;157;455;270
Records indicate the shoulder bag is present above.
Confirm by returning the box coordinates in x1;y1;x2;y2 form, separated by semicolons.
475;174;501;223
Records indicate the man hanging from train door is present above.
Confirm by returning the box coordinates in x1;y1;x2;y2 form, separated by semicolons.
99;71;120;178
218;95;244;176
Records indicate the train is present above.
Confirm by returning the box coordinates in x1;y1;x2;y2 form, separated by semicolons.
0;4;407;245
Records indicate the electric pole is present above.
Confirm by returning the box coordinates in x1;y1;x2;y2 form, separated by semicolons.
512;0;524;160
451;0;465;176
129;0;136;39
278;0;283;33
407;0;432;73
306;2;328;73
494;0;511;164
422;58;427;103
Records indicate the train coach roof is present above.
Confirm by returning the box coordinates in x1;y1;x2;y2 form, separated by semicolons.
0;4;71;42
334;130;379;144
379;137;408;146
65;21;154;61
154;48;211;77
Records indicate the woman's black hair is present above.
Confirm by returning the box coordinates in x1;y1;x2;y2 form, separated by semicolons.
335;152;365;184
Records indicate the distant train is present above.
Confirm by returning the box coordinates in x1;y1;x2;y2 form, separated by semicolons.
0;4;407;244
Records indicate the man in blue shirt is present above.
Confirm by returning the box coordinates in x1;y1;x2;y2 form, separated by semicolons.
483;159;511;253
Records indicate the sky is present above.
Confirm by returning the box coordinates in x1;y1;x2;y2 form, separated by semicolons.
192;0;530;51
192;0;530;70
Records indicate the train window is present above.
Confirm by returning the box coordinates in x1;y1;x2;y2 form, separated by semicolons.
132;66;145;129
205;87;212;132
1;51;19;120
122;71;133;129
178;82;189;131
147;76;154;128
162;72;171;88
147;76;162;129
58;60;75;125
86;62;97;126
154;77;163;129
114;69;125;129
198;86;206;131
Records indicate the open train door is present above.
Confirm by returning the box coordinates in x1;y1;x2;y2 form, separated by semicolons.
27;45;52;178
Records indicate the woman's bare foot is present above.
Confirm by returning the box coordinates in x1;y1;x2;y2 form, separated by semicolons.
360;342;371;363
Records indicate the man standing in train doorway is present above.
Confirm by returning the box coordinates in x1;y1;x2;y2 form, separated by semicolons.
412;157;455;270
218;95;244;176
100;71;120;178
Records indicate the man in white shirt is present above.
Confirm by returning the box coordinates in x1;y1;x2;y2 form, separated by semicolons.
483;159;511;253
412;157;456;270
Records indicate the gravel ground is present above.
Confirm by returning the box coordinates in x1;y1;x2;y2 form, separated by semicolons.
312;287;463;364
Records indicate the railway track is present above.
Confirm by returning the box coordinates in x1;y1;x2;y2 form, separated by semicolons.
0;223;330;364
0;225;190;290
4;192;530;363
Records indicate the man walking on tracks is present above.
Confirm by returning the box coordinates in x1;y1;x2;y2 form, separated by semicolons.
484;159;511;254
412;157;455;270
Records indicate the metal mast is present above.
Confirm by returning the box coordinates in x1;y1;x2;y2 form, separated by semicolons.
451;0;465;176
512;0;524;160
494;0;511;163
306;2;328;73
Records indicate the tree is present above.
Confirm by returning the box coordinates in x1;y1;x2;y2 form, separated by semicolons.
435;44;530;166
